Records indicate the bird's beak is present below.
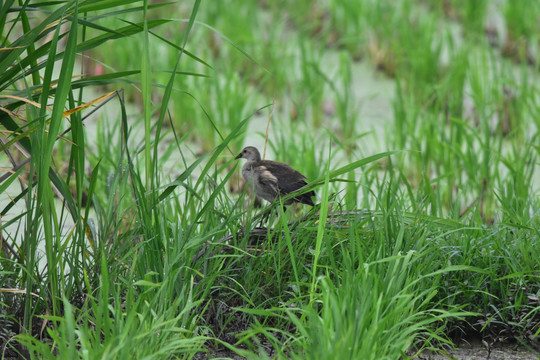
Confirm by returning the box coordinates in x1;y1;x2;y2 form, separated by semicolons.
235;153;242;160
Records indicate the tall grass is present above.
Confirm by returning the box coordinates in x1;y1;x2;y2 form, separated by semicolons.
0;0;211;357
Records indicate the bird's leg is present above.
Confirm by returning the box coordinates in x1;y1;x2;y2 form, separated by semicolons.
257;205;283;228
258;207;272;227
258;211;269;227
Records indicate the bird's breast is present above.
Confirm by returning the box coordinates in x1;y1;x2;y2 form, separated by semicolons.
241;163;255;182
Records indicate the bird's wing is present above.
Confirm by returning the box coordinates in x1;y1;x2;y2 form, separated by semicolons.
254;165;279;192
259;161;308;195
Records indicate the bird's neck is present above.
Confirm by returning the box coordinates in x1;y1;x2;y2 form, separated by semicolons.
243;160;257;169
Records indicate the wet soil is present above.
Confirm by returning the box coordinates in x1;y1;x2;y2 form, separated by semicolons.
415;344;539;360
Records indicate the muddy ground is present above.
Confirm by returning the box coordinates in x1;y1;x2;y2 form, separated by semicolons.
415;345;539;360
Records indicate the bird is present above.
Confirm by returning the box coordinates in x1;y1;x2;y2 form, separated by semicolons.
235;146;316;218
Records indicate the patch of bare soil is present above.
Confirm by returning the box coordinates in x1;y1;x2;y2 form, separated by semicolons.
414;338;539;360
416;348;538;360
197;342;540;360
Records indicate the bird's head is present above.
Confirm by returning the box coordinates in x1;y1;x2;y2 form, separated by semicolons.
235;146;261;162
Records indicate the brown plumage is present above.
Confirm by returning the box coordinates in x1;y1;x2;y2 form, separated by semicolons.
235;146;315;206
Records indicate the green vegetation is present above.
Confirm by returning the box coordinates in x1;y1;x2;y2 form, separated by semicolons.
1;0;539;359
